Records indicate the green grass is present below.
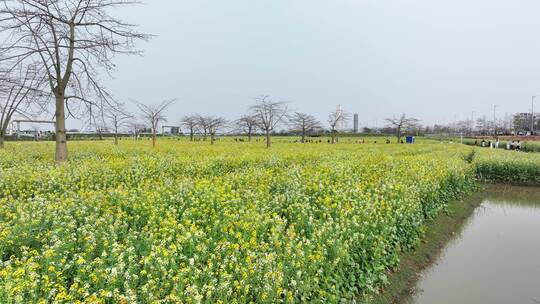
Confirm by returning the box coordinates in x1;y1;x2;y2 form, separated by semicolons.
473;149;540;185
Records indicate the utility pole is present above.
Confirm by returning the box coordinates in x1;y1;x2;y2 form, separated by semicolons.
493;105;497;136
471;111;475;136
453;114;457;138
532;95;538;135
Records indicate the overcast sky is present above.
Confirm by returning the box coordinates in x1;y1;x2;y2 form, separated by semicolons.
63;0;540;130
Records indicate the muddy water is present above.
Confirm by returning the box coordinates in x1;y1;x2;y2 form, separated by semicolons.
403;185;540;304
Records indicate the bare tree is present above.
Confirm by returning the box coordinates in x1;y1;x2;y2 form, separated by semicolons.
328;108;350;144
288;112;321;143
0;64;48;148
196;114;210;141
87;105;108;140
195;115;227;144
385;114;420;143
0;0;149;162
105;104;132;145
136;99;175;147
235;114;258;142
128;120;146;141
205;116;228;145
250;95;287;148
180;115;199;141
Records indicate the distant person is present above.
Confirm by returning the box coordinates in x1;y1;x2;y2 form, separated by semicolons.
481;139;486;147
506;141;511;150
516;140;522;151
510;140;515;150
474;140;478;146
495;138;500;149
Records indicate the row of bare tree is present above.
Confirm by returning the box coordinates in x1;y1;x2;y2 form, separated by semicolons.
96;95;347;149
1;76;421;151
173;95;351;148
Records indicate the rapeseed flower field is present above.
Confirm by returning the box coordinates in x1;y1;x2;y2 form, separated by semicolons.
0;140;481;303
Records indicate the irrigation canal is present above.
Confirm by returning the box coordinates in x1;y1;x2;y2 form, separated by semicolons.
402;185;540;304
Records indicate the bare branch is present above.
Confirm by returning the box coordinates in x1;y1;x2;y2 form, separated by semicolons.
198;115;228;145
180;114;199;141
287;112;322;143
0;0;150;161
135;98;175;147
0;62;51;147
234;114;258;141
103;102;132;144
249;95;288;148
328;106;350;144
385;114;421;142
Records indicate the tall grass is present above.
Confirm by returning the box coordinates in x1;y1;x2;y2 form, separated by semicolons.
473;149;540;185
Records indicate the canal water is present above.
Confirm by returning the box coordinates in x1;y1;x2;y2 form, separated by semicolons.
403;185;540;304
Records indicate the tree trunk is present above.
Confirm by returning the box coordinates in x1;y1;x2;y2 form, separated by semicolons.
266;131;271;148
0;120;9;148
397;126;402;143
55;94;68;163
211;134;215;145
248;129;252;142
190;129;194;141
152;128;156;147
331;131;336;144
301;130;305;143
114;133;118;145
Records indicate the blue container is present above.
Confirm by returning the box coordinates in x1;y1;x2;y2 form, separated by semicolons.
406;136;415;144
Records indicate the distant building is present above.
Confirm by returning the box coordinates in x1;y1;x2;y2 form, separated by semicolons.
162;125;181;135
513;112;540;132
353;113;359;133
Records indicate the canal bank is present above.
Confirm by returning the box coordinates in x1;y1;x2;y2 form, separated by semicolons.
361;184;540;304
